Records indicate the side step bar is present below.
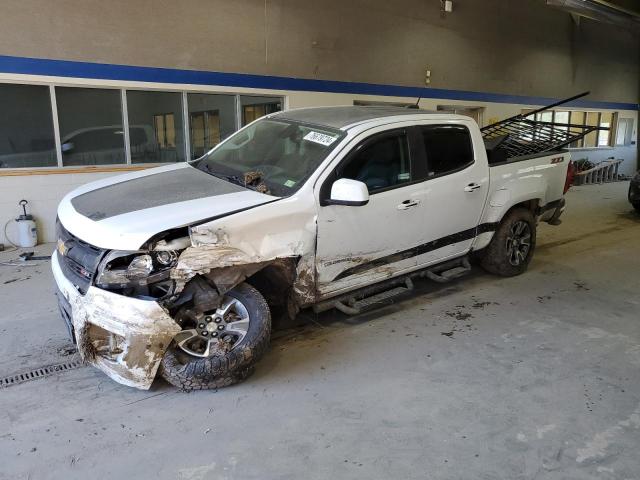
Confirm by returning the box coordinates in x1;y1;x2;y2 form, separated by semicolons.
424;258;471;283
314;256;472;316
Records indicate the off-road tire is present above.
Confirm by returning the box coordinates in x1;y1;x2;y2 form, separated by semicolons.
480;208;537;277
633;202;640;214
160;283;271;391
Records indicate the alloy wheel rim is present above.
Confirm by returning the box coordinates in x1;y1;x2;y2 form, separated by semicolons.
173;296;250;358
505;220;531;266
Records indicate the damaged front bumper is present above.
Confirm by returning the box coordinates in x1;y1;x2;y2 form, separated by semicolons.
52;251;181;389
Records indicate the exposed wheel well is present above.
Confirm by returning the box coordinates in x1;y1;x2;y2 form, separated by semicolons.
245;258;298;308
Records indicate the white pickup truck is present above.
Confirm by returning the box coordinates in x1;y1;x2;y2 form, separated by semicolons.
53;106;573;390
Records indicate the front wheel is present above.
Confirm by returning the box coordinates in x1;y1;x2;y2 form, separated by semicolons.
480;208;537;277
160;282;271;391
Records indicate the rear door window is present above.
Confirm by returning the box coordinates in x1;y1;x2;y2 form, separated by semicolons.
420;125;474;177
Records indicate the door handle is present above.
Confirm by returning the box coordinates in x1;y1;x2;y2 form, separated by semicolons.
464;183;482;192
397;199;421;210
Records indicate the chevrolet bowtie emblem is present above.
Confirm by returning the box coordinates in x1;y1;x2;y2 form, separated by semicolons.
57;239;68;256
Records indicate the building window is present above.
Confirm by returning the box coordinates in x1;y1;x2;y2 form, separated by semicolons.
0;84;57;169
187;94;236;159
523;109;617;148
241;96;282;126
190;110;221;159
56;87;126;166
127;90;184;164
0;81;284;170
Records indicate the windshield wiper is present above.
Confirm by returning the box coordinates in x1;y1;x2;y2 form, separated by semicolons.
198;163;243;186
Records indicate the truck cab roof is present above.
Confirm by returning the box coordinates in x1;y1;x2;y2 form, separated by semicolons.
272;106;465;131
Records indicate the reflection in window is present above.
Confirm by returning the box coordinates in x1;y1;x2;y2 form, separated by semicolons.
128;90;184;164
342;132;410;193
190;110;221;158
56;87;125;166
241;96;282;126
188;94;236;159
584;112;600;148
421;125;474;177
0;84;56;168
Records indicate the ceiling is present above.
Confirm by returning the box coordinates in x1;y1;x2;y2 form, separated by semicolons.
546;0;640;30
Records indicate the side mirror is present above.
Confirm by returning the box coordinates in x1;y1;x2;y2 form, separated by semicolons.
61;142;74;153
328;178;369;206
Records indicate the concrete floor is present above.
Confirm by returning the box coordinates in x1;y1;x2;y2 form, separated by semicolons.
1;181;639;480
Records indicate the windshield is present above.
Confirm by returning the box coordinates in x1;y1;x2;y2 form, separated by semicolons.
192;118;345;196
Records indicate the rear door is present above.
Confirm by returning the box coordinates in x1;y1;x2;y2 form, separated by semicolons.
315;126;429;296
412;121;489;266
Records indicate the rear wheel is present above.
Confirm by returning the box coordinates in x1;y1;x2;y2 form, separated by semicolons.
480;208;536;277
160;282;271;391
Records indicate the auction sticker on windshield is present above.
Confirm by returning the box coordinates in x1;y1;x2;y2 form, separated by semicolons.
304;131;338;146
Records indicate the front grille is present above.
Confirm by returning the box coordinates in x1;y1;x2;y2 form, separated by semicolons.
56;218;106;294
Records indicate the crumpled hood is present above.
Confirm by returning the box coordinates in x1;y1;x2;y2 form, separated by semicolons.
57;163;275;250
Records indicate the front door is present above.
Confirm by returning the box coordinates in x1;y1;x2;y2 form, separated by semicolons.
315;127;428;296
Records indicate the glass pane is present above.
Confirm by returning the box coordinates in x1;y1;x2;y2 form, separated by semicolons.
571;111;585;125
56;87;125;166
127;90;184;164
0;84;56;168
554;111;570;136
584;112;600;148
539;111;553;123
421;125;474;177
194;118;344;197
342;132;410;192
240;96;283;126
187;93;237;159
569;112;585;147
598;112;613;147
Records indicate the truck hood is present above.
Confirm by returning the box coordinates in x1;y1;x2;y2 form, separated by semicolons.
57;163;276;250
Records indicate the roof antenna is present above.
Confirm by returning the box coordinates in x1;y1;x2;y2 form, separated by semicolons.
407;97;421;110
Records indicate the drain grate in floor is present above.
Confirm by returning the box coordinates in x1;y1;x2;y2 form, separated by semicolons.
0;358;86;388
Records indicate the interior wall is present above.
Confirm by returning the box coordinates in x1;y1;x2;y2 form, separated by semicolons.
0;0;637;104
0;0;638;246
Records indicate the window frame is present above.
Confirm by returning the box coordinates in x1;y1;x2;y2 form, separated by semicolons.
0;79;285;173
415;123;476;180
319;126;426;205
522;109;618;149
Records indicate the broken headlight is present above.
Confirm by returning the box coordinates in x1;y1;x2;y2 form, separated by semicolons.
95;250;180;288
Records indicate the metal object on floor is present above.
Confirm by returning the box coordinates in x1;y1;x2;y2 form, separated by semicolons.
0;358;85;388
574;159;623;185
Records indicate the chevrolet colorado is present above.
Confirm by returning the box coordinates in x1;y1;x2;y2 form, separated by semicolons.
53;104;580;390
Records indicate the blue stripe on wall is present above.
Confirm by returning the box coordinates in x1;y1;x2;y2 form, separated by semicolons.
0;54;637;111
